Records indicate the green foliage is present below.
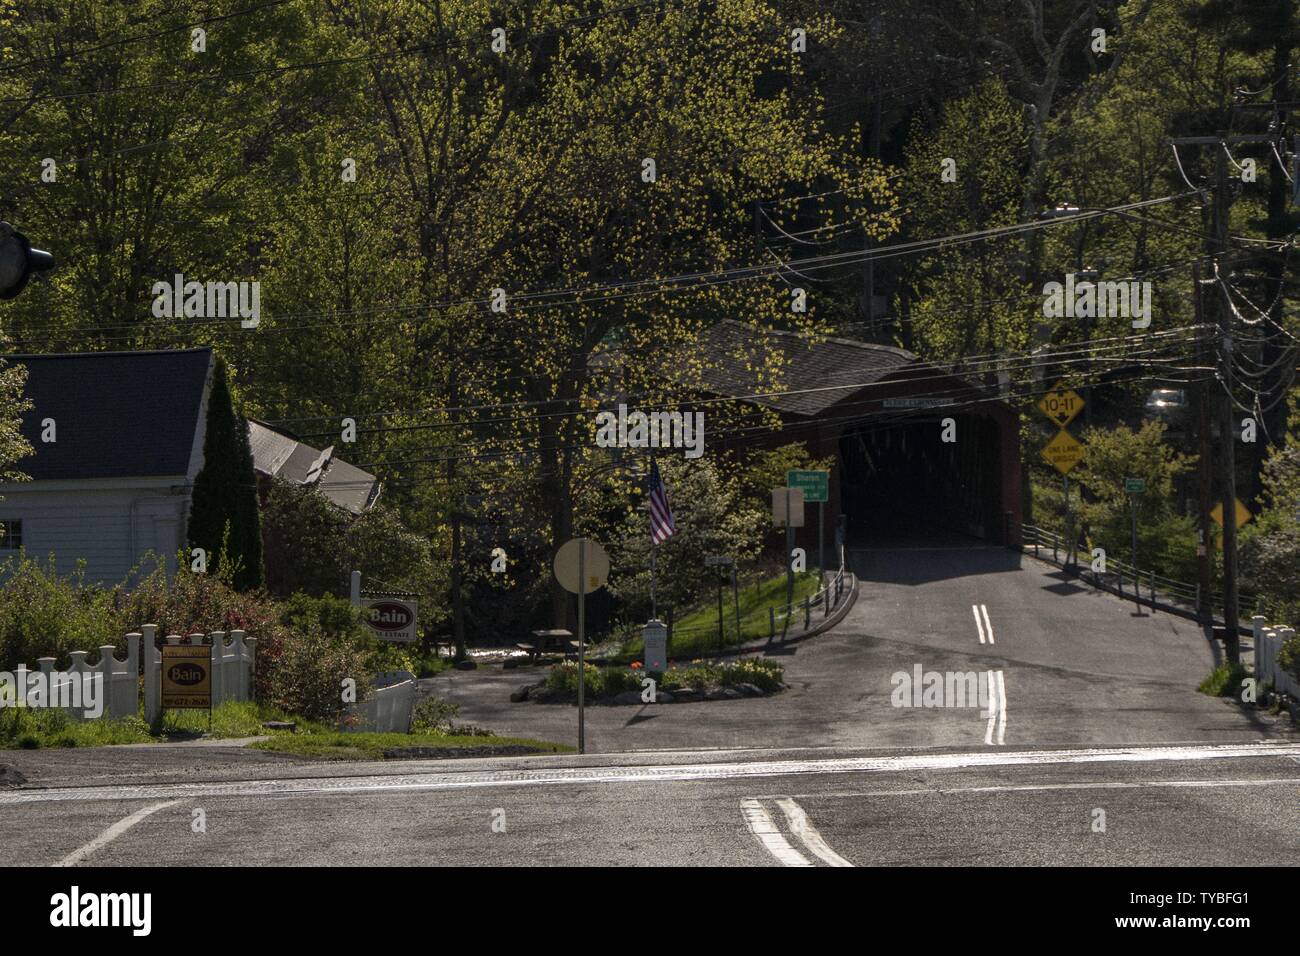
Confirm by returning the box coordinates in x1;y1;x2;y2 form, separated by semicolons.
901;77;1033;363
1241;442;1300;622
187;359;263;591
410;694;460;734
1277;634;1300;684
260;480;447;631
1198;662;1248;698
0;360;32;482
0;554;119;668
660;657;784;693
605;456;766;620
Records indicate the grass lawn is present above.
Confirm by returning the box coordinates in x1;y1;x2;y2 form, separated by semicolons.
0;699;567;760
618;570;823;660
251;731;571;760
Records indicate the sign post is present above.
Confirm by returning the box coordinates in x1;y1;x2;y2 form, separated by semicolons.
787;470;829;580
705;556;733;649
1126;478;1144;610
554;537;610;755
1039;386;1086;566
772;487;805;607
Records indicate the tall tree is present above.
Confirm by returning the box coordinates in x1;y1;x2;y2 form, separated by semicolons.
189;357;263;590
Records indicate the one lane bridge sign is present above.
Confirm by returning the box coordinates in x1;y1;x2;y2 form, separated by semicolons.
1041;429;1085;475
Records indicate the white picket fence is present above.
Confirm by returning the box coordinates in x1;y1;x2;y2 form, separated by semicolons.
16;634;142;720
142;625;257;725
346;671;416;733
4;624;257;724
1252;617;1300;700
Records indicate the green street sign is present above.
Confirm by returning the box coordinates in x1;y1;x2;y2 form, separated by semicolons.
787;469;829;503
1124;478;1146;494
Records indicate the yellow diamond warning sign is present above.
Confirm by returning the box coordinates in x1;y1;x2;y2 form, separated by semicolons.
1038;382;1084;428
1210;499;1252;530
1041;429;1085;475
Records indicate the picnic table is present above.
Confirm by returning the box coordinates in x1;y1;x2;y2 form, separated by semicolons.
516;629;574;662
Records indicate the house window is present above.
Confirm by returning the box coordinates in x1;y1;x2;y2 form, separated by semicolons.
0;520;21;550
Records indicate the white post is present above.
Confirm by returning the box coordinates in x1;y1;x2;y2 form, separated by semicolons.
96;646;117;718
230;630;247;700
243;636;257;701
142;624;160;726
209;632;225;707
351;570;362;607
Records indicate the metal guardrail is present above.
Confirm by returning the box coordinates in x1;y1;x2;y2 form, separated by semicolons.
769;546;849;638
1019;523;1261;620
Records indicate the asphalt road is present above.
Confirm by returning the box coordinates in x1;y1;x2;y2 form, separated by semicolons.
434;544;1291;753
3;743;1298;866
4;542;1295;869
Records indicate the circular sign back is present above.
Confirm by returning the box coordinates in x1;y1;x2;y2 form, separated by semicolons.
553;537;610;595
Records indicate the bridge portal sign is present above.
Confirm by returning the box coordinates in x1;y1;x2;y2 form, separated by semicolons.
786;469;829;503
1041;429;1085;475
1037;382;1084;428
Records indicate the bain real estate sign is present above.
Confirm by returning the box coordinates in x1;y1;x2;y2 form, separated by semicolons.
362;598;419;643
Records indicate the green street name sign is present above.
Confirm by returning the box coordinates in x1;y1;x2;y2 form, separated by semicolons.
787;469;829;503
1124;477;1146;494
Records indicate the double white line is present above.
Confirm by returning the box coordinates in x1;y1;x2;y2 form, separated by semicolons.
972;604;1006;745
971;604;995;644
984;670;1007;746
740;798;853;867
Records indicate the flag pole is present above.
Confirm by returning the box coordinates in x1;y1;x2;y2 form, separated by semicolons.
650;455;658;619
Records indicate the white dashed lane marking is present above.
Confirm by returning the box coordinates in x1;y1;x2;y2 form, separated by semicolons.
55;800;180;867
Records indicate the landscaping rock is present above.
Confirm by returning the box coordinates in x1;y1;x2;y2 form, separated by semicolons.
509;685;530;703
454;660;478;671
261;720;296;732
670;687;700;702
612;690;643;706
705;688;728;701
503;659;519;670
655;691;674;704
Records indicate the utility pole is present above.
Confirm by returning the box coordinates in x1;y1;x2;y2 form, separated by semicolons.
1193;261;1213;623
1212;141;1241;664
1170;132;1282;663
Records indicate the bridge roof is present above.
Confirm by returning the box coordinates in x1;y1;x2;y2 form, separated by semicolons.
697;320;952;417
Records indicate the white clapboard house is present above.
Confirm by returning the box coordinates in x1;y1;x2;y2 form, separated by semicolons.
0;348;215;584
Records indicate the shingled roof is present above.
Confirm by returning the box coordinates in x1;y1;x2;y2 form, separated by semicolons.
696;320;923;417
248;419;381;515
5;349;211;480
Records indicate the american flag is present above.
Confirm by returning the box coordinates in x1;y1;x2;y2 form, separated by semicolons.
648;461;677;544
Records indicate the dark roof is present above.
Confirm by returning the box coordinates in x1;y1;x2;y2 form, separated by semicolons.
247;419;381;515
5;349;211;480
696;320;923;416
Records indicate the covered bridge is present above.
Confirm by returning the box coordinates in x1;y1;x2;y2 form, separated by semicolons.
696;320;1022;552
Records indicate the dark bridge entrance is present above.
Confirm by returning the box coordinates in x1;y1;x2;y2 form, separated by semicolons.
841;413;1007;542
699;321;1023;553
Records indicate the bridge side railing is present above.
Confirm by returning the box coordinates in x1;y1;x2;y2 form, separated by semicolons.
1018;523;1260;623
769;545;850;638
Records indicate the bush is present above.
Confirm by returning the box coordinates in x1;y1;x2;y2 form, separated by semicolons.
660;657;784;692
0;554;119;669
545;660;604;698
411;694;460;733
1198;662;1248;698
1278;634;1300;685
